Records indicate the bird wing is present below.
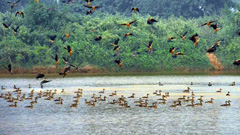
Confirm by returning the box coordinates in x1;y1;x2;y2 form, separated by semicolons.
83;5;92;8
129;20;136;24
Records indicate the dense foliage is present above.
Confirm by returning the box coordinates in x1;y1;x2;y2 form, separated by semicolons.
0;0;240;72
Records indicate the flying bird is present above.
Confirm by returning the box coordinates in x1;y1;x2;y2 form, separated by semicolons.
114;58;123;68
200;20;217;27
3;64;12;74
147;18;158;24
177;32;188;41
131;7;139;12
12;26;19;34
169;47;178;54
83;5;101;11
121;20;136;27
52;54;59;66
147;41;153;53
172;52;185;58
15;11;24;18
59;66;71;78
189;33;200;46
2;22;12;29
111;39;120;52
210;24;220;33
85;0;94;6
233;59;240;65
40;79;51;89
86;10;92;15
7;0;20;9
124;33;133;38
167;36;175;42
207;41;221;53
49;35;57;43
36;73;45;80
64;45;73;56
62;57;69;64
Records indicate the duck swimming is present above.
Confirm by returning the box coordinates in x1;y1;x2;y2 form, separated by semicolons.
208;82;212;86
9;101;17;107
216;88;222;93
205;98;214;104
183;87;190;93
25;102;34;109
226;91;230;96
229;82;235;86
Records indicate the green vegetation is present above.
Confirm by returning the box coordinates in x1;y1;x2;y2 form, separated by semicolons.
0;1;240;73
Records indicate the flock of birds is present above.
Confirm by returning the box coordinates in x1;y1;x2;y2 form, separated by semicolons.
2;0;240;74
0;1;239;108
0;81;234;109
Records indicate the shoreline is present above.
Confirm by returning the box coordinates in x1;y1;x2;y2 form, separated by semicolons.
1;70;240;78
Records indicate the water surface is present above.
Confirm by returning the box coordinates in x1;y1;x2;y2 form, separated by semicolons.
0;75;240;135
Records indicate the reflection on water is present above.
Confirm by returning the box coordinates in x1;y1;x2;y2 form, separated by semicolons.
0;75;240;135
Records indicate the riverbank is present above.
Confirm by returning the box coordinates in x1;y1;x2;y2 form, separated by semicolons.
1;69;240;78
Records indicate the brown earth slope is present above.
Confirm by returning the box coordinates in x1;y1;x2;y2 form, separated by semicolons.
206;53;224;71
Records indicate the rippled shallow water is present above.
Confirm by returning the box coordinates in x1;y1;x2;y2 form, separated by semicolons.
0;75;240;135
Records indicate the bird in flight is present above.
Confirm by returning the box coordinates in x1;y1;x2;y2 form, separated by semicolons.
83;5;101;11
199;20;217;27
147;18;158;25
111;39;120;52
7;0;20;9
131;7;139;13
15;11;24;18
121;20;137;28
189;33;200;46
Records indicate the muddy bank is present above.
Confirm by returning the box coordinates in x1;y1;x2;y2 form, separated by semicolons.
1;65;240;77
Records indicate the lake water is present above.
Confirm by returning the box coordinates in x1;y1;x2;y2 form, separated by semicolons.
0;75;240;135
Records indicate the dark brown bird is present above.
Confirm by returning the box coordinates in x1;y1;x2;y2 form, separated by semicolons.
233;59;240;65
86;10;92;15
207;41;221;53
167;36;175;42
52;54;59;66
12;26;19;34
131;7;139;12
49;35;57;43
189;33;200;46
2;22;12;29
59;66;71;78
111;39;120;52
200;20;217;27
178;32;188;41
210;24;220;33
40;79;51;89
4;64;12;74
83;5;101;11
147;41;153;53
85;0;94;6
64;45;73;56
15;11;24;18
121;20;136;27
147;18;158;24
124;33;133;38
169;47;178;54
7;0;20;9
62;57;69;64
36;74;45;80
172;52;185;58
114;58;123;68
